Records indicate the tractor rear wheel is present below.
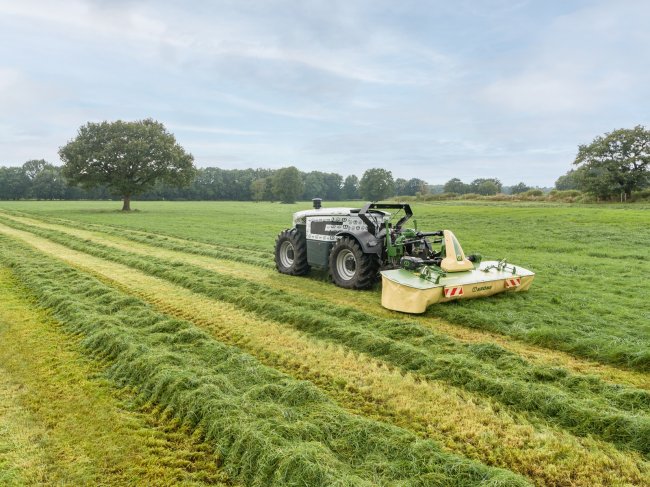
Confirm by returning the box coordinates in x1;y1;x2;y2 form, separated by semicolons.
329;236;379;289
275;228;310;276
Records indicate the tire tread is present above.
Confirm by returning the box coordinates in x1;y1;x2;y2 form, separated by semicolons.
329;237;379;289
275;228;310;275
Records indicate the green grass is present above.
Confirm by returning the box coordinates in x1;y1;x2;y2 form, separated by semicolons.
1;215;648;456
1;200;648;485
4;220;648;486
0;234;531;487
0;267;229;486
1;200;648;371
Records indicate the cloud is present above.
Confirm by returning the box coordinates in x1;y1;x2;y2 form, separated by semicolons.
0;68;57;112
478;1;650;116
0;0;649;186
167;124;264;136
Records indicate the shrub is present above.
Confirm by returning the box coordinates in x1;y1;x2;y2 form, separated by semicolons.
521;189;544;197
630;189;650;202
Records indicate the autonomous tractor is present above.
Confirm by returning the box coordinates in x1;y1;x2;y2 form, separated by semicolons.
275;200;534;313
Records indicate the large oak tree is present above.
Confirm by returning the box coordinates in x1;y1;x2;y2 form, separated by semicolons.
59;119;196;210
574;125;650;199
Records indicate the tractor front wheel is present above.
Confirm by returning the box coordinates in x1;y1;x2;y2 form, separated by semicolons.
275;228;310;276
329;237;379;289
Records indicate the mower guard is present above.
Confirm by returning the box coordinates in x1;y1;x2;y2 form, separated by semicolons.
381;261;535;314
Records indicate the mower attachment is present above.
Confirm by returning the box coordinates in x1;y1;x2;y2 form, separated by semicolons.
381;261;535;314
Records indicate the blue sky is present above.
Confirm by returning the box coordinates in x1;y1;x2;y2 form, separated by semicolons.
1;0;648;185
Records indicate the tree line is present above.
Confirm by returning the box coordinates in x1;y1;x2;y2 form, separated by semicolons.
441;178;534;196
1;120;647;205
436;126;649;200
553;126;650;201
0;160;430;203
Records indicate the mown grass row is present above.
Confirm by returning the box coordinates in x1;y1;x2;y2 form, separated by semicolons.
6;210;648;393
2;217;648;456
0;209;273;269
3;222;649;486
0;234;530;487
3;204;648;372
0;266;229;486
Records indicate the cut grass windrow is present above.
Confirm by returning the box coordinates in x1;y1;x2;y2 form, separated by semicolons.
4;208;649;375
5;210;647;392
1;218;648;456
0;209;273;269
0;235;530;487
2;225;647;486
0;267;230;486
6;203;647;372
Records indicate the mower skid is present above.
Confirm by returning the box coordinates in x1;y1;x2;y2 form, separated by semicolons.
381;261;535;314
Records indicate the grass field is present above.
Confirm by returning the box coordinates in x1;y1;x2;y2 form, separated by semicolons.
0;200;648;486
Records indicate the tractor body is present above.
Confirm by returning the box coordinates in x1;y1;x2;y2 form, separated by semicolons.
275;200;534;313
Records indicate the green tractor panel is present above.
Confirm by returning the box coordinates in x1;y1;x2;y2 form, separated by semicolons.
274;199;534;313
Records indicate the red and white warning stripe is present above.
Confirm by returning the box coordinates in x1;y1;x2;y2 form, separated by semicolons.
444;286;464;298
505;277;521;289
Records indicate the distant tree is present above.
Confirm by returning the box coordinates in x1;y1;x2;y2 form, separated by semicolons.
554;169;583;191
443;178;470;195
302;171;327;199
342;175;360;199
405;178;428;196
470;178;502;195
394;178;408;196
18;160;67;200
322;172;343;200
31;165;67;200
395;178;428;196
510;182;531;194
0;167;29;199
262;176;275;201
573;125;650;199
272;166;303;203
359;168;395;201
477;180;499;195
250;178;267;202
301;171;343;200
223;169;262;200
574;165;618;199
22;159;49;180
59;119;196;210
191;168;224;199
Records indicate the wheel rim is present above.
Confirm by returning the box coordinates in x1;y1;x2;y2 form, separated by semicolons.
279;241;295;268
336;249;357;280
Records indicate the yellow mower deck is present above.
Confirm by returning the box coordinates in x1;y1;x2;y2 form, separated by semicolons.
381;261;535;314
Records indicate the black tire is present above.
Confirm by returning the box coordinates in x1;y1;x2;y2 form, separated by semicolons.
275;228;310;276
329;236;379;289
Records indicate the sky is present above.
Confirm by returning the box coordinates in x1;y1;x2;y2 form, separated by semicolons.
1;0;649;186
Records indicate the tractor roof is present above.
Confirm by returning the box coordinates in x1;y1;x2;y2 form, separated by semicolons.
293;207;389;224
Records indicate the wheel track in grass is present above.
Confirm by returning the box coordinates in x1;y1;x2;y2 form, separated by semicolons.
0;223;649;486
2;217;650;452
0;267;232;487
2;211;647;391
